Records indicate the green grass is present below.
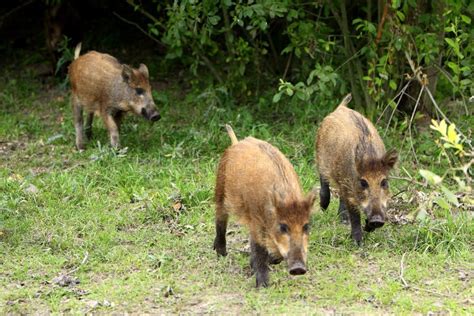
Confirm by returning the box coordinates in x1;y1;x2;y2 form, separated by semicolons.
0;71;473;314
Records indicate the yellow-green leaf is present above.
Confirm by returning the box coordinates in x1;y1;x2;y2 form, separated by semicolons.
441;185;458;206
447;123;458;144
435;197;450;210
438;120;447;136
430;119;448;137
419;169;442;185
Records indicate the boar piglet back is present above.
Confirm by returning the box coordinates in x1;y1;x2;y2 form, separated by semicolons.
316;94;398;245
68;46;160;150
214;125;316;288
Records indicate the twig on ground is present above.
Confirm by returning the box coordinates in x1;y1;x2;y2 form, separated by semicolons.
400;252;457;298
411;285;456;298
399;252;409;287
66;251;89;276
316;242;351;253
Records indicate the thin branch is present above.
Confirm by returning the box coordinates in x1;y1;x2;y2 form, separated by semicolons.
113;12;165;47
378;80;412;137
282;52;293;80
433;64;468;114
375;0;391;46
407;86;424;165
391;176;424;186
392;188;408;198
424;86;471;149
0;0;35;27
404;51;472;150
125;0;166;31
200;54;224;84
334;46;364;72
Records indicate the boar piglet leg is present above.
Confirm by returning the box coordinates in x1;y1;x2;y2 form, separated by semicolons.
319;176;330;210
338;198;349;223
347;203;362;245
102;113;120;148
85;112;94;140
213;210;228;256
72;98;85;150
250;238;270;288
113;111;125;131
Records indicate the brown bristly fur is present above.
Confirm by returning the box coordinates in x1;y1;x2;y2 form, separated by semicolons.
68;50;159;150
214;125;315;287
315;94;397;244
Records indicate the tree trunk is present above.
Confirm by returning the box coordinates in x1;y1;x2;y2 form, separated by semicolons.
329;0;375;113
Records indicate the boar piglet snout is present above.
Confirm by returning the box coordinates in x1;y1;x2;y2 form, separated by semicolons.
273;206;312;277
141;106;161;122
289;261;307;275
365;214;385;232
287;245;307;275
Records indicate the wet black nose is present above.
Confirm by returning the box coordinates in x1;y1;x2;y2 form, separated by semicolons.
367;215;385;230
150;113;161;122
289;262;307;275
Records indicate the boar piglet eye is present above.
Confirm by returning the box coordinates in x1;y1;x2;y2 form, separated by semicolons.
135;88;145;95
381;179;388;189
303;223;310;233
279;223;289;234
360;179;369;189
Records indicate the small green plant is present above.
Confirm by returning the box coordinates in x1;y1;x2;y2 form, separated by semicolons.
418;119;472;213
273;63;340;105
443;10;473;97
55;36;75;76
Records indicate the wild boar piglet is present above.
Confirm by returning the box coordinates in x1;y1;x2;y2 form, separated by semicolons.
68;44;160;150
214;125;316;287
316;94;398;245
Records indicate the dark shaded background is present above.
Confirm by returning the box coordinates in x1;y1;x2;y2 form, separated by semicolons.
0;0;163;73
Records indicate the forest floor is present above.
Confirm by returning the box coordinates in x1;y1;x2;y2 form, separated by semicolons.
0;67;473;314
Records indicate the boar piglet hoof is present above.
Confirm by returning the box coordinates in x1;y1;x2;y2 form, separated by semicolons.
213;239;227;257
269;255;283;265
251;241;270;288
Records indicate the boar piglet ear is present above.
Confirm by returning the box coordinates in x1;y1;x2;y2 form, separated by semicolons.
382;148;398;169
138;64;149;78
269;187;286;209
122;64;133;83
